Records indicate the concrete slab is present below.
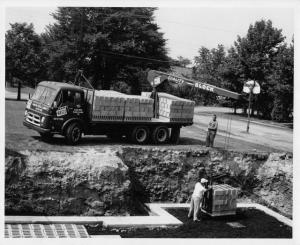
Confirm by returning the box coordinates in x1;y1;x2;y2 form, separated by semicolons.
5;216;102;225
5;202;292;229
237;203;292;227
90;235;122;238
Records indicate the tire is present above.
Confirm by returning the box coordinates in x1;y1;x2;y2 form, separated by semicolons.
39;132;53;141
170;127;180;144
131;126;150;144
151;126;169;144
65;122;82;145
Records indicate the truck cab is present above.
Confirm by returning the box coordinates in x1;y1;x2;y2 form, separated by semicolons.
24;81;86;143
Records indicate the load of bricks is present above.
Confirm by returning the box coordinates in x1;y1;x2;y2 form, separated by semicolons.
141;92;195;123
92;90;125;121
202;184;239;217
92;90;153;122
124;95;153;121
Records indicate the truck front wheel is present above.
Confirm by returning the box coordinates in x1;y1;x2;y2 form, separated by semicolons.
131;126;149;144
65;122;82;145
151;126;169;144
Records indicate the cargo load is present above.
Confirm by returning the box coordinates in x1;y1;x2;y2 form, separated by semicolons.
91;90;153;122
123;95;153;121
202;184;239;217
141;92;195;123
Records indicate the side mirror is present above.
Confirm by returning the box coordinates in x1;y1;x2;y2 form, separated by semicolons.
53;101;57;108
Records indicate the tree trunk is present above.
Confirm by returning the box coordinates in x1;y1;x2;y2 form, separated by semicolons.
17;81;21;101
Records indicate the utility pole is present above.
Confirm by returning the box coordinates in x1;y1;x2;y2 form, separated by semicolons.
243;80;260;133
246;87;253;133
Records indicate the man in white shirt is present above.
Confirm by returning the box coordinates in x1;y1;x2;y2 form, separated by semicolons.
188;178;208;221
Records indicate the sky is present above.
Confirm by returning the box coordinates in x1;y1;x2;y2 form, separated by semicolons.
5;7;294;61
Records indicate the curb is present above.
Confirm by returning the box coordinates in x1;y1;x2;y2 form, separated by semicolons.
5;202;292;228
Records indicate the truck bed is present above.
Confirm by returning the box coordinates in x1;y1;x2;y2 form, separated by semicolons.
89;116;193;126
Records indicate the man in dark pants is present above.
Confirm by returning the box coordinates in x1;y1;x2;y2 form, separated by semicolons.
206;114;218;147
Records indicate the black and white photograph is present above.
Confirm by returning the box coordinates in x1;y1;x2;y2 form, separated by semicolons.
2;0;299;242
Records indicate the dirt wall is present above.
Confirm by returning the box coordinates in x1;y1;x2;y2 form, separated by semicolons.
119;147;292;217
5;149;132;216
5;147;292;218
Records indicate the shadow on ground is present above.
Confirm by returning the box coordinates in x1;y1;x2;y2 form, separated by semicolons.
31;135;206;147
86;207;292;238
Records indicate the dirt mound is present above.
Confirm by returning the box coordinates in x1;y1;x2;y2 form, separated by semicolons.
5;149;132;216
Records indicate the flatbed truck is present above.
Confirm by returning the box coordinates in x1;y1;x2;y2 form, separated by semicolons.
23;70;240;145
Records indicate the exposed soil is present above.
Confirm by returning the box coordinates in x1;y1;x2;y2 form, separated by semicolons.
5;147;292;218
119;147;292;218
5;100;293;219
86;207;292;238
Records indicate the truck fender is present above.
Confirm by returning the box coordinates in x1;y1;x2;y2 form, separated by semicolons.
61;118;85;135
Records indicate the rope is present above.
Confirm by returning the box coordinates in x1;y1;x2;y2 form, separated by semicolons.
223;107;233;159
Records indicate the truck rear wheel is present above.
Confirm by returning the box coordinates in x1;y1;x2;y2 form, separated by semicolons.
65;122;82;145
131;126;149;144
151;126;169;144
170;127;180;144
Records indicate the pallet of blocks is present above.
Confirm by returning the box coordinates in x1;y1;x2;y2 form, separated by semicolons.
91;90;125;121
157;93;195;123
203;184;239;217
123;95;154;121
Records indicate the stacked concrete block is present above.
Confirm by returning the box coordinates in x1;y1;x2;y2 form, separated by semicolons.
210;184;238;216
91;90;153;122
141;92;151;98
92;90;125;121
123;95;153;121
141;92;195;123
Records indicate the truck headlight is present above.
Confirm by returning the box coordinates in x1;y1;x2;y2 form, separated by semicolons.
24;110;28;117
41;116;45;124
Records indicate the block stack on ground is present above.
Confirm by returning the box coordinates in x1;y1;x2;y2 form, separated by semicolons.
210;184;238;216
141;92;195;123
92;90;153;122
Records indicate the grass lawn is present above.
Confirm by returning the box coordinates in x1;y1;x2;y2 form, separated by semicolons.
86;208;292;238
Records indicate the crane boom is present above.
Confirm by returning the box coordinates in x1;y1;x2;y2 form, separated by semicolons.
147;70;240;100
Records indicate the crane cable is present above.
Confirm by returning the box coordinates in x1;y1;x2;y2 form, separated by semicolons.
224;107;233;160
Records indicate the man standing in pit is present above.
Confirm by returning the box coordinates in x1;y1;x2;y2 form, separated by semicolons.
188;178;208;222
206;114;218;147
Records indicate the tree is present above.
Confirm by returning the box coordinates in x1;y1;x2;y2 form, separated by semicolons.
176;56;192;67
42;7;170;93
229;19;286;119
193;45;227;105
6;23;43;98
269;42;293;122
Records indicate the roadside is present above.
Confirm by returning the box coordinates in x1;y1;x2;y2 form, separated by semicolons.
5;87;33;101
5;100;292;153
194;106;293;130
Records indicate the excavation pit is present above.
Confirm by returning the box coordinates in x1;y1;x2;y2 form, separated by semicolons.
5;147;292;219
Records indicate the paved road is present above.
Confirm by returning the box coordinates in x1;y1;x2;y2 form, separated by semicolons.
5;100;293;153
182;112;293;153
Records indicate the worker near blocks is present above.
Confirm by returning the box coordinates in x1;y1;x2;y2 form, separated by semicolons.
188;177;208;221
206;114;218;147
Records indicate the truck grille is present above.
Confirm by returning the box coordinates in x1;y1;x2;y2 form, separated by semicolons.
26;112;41;126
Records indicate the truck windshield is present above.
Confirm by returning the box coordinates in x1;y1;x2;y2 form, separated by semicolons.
31;86;57;106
